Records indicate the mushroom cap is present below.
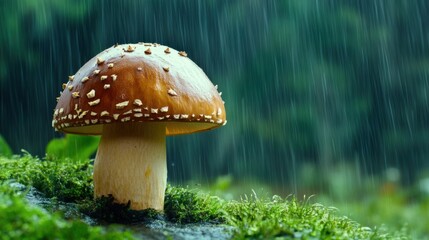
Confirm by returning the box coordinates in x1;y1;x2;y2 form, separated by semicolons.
52;43;226;135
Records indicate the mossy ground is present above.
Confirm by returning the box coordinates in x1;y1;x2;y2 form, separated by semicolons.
0;185;135;240
0;153;409;239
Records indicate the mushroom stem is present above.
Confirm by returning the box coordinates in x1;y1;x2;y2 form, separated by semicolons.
93;122;166;210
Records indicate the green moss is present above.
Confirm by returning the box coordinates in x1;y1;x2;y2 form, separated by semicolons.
225;195;386;239
79;186;225;224
0;184;134;240
0;152;93;202
164;188;406;239
164;185;226;223
80;195;162;224
0;154;408;239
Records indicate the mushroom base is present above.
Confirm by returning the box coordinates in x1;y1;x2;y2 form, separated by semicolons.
93;122;166;210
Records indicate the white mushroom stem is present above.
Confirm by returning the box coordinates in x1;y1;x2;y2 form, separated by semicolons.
93;122;166;210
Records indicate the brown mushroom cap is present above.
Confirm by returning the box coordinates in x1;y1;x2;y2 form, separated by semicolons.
52;43;226;135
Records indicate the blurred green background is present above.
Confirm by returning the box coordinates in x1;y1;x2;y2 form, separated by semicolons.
1;0;429;235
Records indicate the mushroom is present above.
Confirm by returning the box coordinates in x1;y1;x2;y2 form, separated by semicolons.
52;43;226;210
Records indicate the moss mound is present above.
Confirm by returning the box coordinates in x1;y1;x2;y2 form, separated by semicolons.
0;153;407;239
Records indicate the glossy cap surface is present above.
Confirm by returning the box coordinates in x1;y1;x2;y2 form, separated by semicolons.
52;43;226;135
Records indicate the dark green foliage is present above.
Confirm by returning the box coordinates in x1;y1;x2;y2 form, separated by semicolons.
0;0;94;84
1;0;429;188
164;186;226;224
